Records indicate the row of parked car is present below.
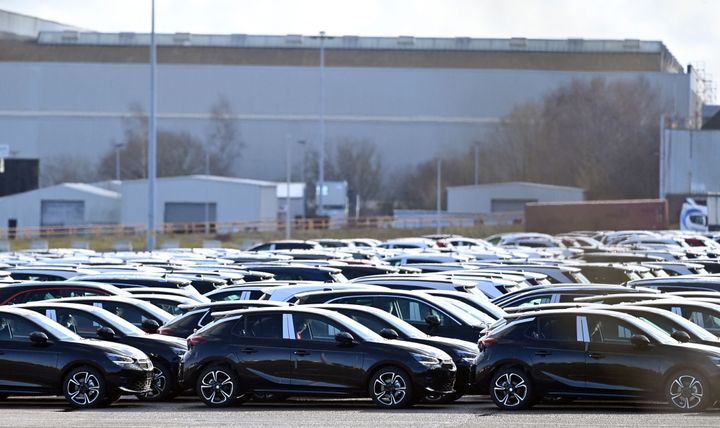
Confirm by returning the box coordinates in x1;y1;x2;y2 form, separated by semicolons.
1;230;720;411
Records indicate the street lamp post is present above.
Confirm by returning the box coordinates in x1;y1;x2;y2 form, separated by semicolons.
297;139;307;220
436;159;442;235
474;141;480;185
314;31;332;217
147;0;158;251
285;139;292;239
114;143;124;181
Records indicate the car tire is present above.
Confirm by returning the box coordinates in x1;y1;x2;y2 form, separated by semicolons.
423;391;463;404
490;367;535;410
63;366;107;409
196;365;243;408
137;361;177;402
369;366;415;409
666;369;712;412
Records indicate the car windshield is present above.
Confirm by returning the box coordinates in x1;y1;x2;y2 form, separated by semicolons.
134;301;174;323
93;309;147;337
365;310;426;339
623;315;676;345
25;311;81;341
326;312;383;342
637;312;718;341
436;297;492;325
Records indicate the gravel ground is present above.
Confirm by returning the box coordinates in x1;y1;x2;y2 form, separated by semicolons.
1;396;719;427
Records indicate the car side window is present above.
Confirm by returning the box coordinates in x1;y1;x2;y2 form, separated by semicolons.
515;295;553;308
52;309;106;337
684;309;720;330
379;297;456;327
0;315;41;342
333;296;374;306
98;303;147;327
339;311;388;335
525;316;577;342
234;314;283;339
587;315;643;344
292;314;346;342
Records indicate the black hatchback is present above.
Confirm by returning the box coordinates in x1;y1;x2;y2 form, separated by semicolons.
0;306;153;408
181;307;456;408
473;308;720;412
19;302;187;401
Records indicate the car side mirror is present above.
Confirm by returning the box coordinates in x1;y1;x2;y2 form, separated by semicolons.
425;315;440;328
630;334;651;348
142;319;160;334
29;331;49;345
379;328;399;340
97;326;116;340
335;331;356;346
671;330;692;343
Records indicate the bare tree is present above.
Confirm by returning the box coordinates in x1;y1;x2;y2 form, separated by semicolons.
206;96;244;176
40;154;98;186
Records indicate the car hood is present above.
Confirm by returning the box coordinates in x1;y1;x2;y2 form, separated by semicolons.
76;338;150;360
414;336;477;355
382;339;453;360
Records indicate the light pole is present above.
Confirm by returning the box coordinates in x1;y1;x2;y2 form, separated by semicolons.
474;141;480;185
436;159;442;235
312;31;333;217
285;139;292;239
204;150;210;235
297;139;307;219
147;0;158;251
114;142;124;181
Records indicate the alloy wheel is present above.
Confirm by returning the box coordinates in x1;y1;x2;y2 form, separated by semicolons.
66;371;101;407
199;370;235;405
144;366;168;399
493;372;528;407
372;371;407;406
668;374;704;410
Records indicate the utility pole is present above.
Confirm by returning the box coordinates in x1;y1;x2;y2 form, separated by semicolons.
114;143;123;181
436;159;442;235
314;31;332;217
285;139;292;239
146;0;158;251
474;141;480;185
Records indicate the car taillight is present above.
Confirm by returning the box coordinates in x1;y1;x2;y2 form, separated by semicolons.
187;335;206;347
478;337;497;351
158;326;174;335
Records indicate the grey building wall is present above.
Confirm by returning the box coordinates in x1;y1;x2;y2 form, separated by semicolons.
0;61;695;182
120;175;278;228
448;182;584;214
661;129;720;196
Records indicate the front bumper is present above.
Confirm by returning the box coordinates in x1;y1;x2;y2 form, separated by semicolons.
107;368;154;394
415;362;457;395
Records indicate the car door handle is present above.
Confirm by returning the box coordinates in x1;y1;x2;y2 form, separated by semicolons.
587;352;605;359
240;348;257;354
293;350;310;356
534;350;551;357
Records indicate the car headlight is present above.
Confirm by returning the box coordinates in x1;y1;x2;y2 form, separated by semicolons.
412;353;441;367
107;353;139;368
457;351;478;364
710;356;720;367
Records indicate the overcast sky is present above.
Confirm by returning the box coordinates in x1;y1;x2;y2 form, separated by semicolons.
2;0;718;89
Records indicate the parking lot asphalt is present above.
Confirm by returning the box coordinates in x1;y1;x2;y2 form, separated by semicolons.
1;396;719;427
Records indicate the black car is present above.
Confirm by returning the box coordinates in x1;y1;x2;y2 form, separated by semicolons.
306;304;478;402
0;281;127;305
491;285;653;309
68;273;201;295
50;296;174;331
628;299;720;336
627;277;720;293
295;289;487;342
602;305;720;347
473;308;720;411
18;302;187;401
0;306;153;408
158;301;289;338
240;264;347;282
180;306;456;408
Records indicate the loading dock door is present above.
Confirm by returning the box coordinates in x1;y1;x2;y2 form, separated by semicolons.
40;200;85;226
164;202;217;223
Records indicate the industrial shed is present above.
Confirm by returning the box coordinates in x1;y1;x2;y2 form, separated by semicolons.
120;175;278;230
0;183;120;230
447;182;585;215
